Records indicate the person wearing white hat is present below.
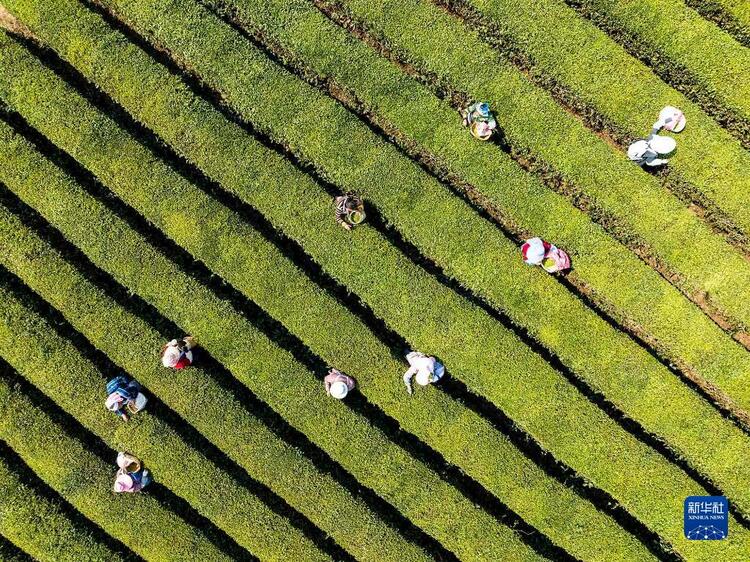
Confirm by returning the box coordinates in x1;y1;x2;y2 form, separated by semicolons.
324;368;356;400
105;375;147;422
627;137;674;167
629;106;684;167
160;336;196;369
521;237;571;273
113;452;151;493
403;351;445;395
461;101;497;140
652;106;686;134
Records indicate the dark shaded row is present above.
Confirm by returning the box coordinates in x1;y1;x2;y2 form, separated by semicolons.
197;0;750;438
685;0;750;49
47;0;750;535
0;351;256;562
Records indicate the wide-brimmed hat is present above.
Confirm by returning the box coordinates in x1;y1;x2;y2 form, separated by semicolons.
649;135;677;155
161;346;181;368
522;237;546;265
659;106;686;133
105;392;124;412
329;381;349;399
114;472;134;493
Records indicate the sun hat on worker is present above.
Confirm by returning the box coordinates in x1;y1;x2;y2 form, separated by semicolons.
114;472;135;493
105;392;124;412
521;237;546;265
161;346;181;368
329;381;349;399
657;106;686;133
648;135;677;155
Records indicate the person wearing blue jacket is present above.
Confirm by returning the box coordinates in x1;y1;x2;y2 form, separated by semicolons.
105;375;147;422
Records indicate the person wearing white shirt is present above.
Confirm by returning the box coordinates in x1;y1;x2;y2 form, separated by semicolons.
403;351;445;395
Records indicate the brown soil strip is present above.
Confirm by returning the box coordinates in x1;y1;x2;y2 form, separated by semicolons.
0;3;33;37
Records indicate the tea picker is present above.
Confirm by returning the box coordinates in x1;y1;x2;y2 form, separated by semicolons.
113;452;151;493
403;351;445;395
105;375;147;422
461;101;497;141
627;136;675;167
161;336;196;369
628;106;686;167
324;368;356;400
522;237;571;273
652;106;686;135
334;192;366;231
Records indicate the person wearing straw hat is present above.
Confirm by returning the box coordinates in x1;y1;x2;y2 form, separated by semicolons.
521;237;571;273
113;452;151;494
324;368;356;400
403;351;445;395
160;336;196;370
460;101;497;141
105;375;147;422
334;192;366;231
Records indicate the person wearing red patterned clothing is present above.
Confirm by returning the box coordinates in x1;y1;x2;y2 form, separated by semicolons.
160;336;196;369
521;237;571;273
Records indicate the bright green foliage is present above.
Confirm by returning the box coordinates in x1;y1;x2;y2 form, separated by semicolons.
6;0;748;521
206;0;750;450
0;452;123;562
0;32;655;562
0;286;334;562
0;131;540;561
0;179;432;562
0;0;749;559
331;0;750;330
562;0;750;122
0;535;32;562
0;371;233;562
1;19;750;562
